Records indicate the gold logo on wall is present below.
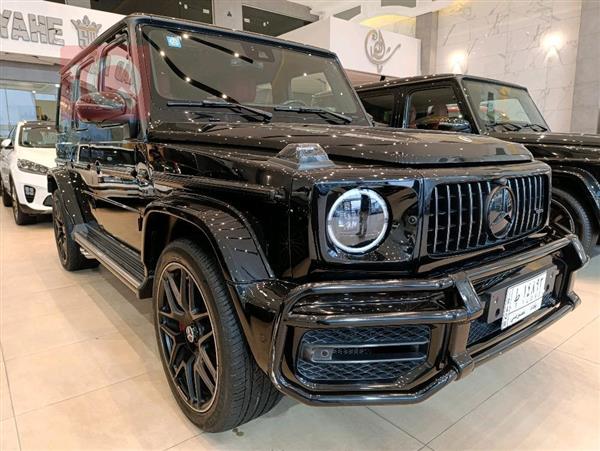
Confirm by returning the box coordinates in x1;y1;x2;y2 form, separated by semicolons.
364;29;401;74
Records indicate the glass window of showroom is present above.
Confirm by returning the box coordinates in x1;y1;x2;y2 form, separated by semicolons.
0;80;59;137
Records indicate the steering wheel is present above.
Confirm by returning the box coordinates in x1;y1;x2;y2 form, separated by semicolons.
280;99;308;107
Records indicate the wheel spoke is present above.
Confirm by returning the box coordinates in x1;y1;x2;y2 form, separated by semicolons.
194;351;216;394
163;273;185;317
555;223;573;235
191;311;209;321
158;309;178;321
197;330;213;346
159;323;183;368
199;346;217;380
179;271;191;313
183;354;196;401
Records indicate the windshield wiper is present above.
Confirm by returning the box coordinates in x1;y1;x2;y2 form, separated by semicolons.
485;121;522;132
520;123;548;132
167;100;272;122
273;105;352;124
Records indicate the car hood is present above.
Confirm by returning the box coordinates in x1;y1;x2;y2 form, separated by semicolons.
151;123;533;166
15;147;57;169
488;131;600;149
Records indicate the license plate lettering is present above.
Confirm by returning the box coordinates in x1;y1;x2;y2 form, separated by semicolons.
501;271;547;330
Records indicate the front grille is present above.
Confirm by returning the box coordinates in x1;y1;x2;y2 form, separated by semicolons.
296;326;430;384
427;175;548;255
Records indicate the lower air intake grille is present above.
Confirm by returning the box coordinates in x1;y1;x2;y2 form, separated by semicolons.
296;326;431;384
297;360;422;382
427;175;548;255
467;293;557;346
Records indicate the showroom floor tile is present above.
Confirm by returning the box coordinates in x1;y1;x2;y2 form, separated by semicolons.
1;209;599;450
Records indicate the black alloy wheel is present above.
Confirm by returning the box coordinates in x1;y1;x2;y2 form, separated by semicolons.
153;240;281;432
51;192;97;271
551;188;598;254
52;193;69;264
156;261;219;413
551;198;576;236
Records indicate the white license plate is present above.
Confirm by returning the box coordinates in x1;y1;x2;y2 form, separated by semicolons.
501;271;547;330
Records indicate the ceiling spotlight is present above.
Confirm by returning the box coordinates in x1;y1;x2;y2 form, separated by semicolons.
449;51;467;74
543;32;563;58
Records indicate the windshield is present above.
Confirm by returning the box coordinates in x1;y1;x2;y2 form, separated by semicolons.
462;80;549;132
142;26;369;125
19;125;57;148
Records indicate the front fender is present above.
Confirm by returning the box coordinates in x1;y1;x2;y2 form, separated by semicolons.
47;166;86;224
142;195;280;372
552;166;600;223
142;194;275;284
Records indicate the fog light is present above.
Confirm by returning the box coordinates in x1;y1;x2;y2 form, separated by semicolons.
24;186;35;203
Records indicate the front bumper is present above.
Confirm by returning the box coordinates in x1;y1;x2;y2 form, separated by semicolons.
268;234;588;405
12;170;52;214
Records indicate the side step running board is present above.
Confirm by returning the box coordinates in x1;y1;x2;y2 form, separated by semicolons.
73;224;146;294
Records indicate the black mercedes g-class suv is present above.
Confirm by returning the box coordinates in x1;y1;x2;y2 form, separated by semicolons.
50;15;587;432
356;74;600;254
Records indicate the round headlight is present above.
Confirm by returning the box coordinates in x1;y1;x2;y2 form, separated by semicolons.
326;188;389;254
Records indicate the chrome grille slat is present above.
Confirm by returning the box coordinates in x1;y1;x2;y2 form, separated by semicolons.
445;185;451;253
456;184;463;251
467;183;473;249
519;179;527;235
432;187;439;254
511;178;519;237
427;175;548;256
476;182;484;246
523;177;533;230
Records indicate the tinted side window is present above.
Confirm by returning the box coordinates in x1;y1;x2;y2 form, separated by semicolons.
78;59;99;97
102;40;136;98
361;92;395;126
406;87;462;129
59;68;75;133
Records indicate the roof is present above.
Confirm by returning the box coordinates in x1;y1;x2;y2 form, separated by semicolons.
355;73;528;92
61;13;334;75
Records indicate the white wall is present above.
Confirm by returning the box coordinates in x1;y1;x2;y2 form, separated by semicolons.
281;17;421;78
434;0;582;132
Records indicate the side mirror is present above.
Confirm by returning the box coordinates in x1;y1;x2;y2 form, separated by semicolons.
1;138;12;149
437;117;472;133
75;91;129;123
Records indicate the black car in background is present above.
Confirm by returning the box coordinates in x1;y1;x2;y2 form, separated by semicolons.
357;74;600;254
49;15;587;432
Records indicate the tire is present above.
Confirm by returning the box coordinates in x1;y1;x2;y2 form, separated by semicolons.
52;191;98;271
0;177;11;207
10;180;34;225
551;188;598;254
153;239;281;432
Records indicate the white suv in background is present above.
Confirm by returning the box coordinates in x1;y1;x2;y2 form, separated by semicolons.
0;121;58;225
